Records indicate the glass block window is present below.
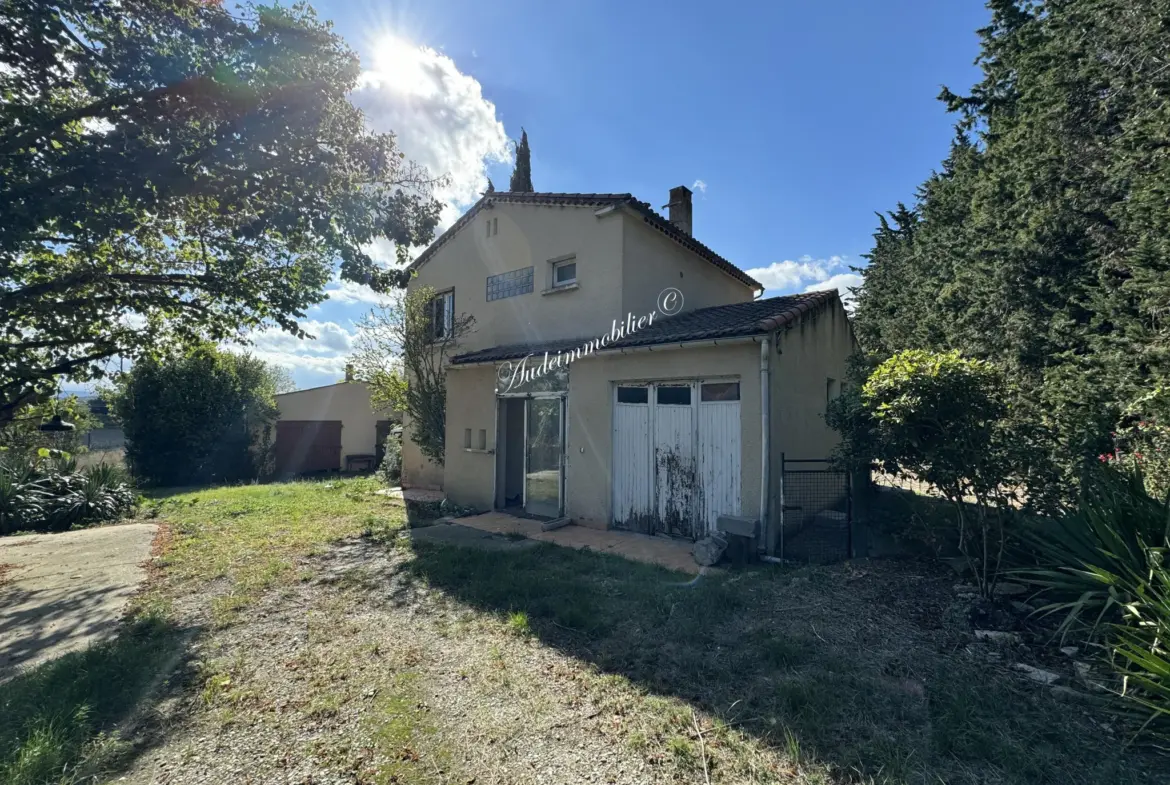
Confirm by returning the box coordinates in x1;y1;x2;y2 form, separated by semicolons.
486;266;534;301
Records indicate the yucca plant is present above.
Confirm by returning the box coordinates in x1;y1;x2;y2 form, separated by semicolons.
1109;563;1170;745
0;452;136;535
1012;468;1169;641
1011;466;1170;743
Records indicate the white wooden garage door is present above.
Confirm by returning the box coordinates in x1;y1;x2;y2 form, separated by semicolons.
612;380;741;539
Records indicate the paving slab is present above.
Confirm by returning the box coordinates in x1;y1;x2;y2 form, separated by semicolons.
404;522;540;552
454;512;700;574
0;522;157;682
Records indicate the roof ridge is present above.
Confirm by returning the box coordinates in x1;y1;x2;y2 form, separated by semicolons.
406;191;762;290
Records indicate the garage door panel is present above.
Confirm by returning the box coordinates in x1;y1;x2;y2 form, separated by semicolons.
613;401;652;530
275;420;342;475
698;400;741;535
654;390;698;539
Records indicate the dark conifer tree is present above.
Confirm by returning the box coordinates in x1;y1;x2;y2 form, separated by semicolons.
508;129;533;192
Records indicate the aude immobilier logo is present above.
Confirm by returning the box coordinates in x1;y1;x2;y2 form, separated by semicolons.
496;287;684;394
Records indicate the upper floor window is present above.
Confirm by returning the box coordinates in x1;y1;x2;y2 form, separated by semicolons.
547;254;577;290
486;266;534;301
431;289;454;339
485;217;498;237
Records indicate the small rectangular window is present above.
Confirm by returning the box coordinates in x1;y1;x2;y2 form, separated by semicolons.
553;260;577;286
463;428;472;448
617;386;648;404
478;429;487;450
826;377;839;408
656;385;691;406
701;382;740;402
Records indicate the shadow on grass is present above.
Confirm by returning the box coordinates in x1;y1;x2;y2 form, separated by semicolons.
0;613;192;785
404;540;1159;784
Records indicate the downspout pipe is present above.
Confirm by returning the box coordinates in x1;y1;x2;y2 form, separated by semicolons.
759;335;770;555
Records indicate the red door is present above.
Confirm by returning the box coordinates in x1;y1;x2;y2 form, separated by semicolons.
274;421;342;475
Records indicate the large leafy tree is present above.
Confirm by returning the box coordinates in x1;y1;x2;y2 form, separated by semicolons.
0;0;442;423
852;0;1170;490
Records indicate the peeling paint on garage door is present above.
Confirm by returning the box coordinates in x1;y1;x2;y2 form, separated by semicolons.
612;380;741;539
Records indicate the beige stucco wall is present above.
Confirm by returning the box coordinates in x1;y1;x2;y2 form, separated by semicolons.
436;343;761;528
407;203;625;354
401;412;443;489
767;297;857;540
403;199;759;492
275;382;385;469
620;214;756;318
441;364;498;508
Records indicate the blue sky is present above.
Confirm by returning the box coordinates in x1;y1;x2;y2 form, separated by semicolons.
239;0;991;389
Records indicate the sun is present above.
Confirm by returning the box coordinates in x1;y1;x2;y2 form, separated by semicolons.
364;33;435;97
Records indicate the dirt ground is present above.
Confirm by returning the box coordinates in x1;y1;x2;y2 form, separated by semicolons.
113;534;1158;785
0;522;157;682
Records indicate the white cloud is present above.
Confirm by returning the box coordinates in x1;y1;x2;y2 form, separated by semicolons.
806;273;863;310
746;255;847;290
746;254;861;310
353;35;510;238
233;320;358;382
324;277;393;306
692;179;707;195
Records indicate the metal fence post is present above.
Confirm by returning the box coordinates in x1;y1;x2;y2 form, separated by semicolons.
779;451;785;560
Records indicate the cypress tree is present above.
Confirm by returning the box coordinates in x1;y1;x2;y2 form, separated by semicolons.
851;0;1170;492
509;129;533;192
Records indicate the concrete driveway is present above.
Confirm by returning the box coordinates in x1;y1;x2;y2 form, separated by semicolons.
0;522;157;682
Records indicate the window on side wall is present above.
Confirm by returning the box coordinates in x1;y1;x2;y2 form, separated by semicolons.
825;377;840;410
548;255;577;289
431;290;454;339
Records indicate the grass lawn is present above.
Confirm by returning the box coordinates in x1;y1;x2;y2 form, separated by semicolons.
0;477;1161;784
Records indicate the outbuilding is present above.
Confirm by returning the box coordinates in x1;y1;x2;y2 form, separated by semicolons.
273;371;395;476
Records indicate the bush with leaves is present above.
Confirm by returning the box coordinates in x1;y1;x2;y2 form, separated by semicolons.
1103;387;1170;502
857;350;1055;595
0;451;135;535
106;346;283;486
377;432;402;486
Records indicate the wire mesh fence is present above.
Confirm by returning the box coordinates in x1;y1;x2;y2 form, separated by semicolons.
778;456;852;563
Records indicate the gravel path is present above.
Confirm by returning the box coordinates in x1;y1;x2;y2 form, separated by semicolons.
117;538;658;785
0;522;157;682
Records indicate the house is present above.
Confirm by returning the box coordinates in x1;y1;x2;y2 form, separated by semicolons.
401;186;855;552
273;368;397;475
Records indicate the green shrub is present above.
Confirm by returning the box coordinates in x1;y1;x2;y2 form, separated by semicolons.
856;350;1054;594
0;453;135;535
105;345;286;486
1013;467;1170;742
1105;386;1170;502
377;432;402;485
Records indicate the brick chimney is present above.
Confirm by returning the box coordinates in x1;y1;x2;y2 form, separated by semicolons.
663;185;693;235
344;363;354;383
